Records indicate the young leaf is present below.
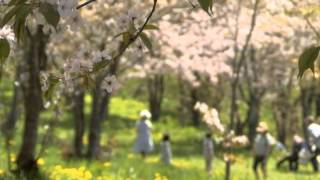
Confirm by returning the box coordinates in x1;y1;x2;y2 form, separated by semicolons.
0;38;10;62
0;5;20;28
122;32;131;44
139;32;153;54
13;4;32;42
298;46;320;78
40;2;60;28
9;0;23;5
198;0;214;15
44;75;60;99
144;24;159;30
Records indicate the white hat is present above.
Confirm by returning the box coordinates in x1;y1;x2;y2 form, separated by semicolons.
140;109;151;119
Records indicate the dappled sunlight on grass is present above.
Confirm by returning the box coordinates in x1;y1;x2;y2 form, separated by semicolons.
109;97;147;120
1;97;320;179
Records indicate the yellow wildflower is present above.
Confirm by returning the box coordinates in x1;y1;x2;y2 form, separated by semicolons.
10;154;16;162
37;158;45;166
103;162;112;168
127;153;134;159
0;169;4;175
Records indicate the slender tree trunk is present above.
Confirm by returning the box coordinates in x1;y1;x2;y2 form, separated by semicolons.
300;86;314;139
148;74;164;121
315;93;320;117
273;105;287;145
87;57;120;159
178;77;188;126
235;111;245;135
190;88;200;127
2;68;21;134
73;89;85;157
230;82;238;130
225;160;231;180
17;26;47;172
247;93;261;143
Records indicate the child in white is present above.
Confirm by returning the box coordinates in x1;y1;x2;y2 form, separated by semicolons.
203;132;214;173
134;110;154;158
160;133;172;165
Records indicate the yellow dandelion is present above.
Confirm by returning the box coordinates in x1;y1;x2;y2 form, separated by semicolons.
83;138;88;145
10;154;16;162
103;162;112;168
79;166;86;172
127;153;134;159
0;169;4;175
37;158;45;166
84;170;92;179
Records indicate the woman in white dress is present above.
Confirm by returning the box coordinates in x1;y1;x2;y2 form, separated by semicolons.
134;110;154;158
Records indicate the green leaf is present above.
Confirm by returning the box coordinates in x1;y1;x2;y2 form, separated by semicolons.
0;38;10;62
144;24;159;30
8;0;25;5
13;4;32;42
83;75;95;90
0;5;20;28
122;32;131;44
0;38;10;82
139;32;153;54
198;0;214;15
44;75;59;99
39;2;60;28
298;46;320;78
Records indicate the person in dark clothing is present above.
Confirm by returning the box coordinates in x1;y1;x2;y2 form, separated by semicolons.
277;135;304;171
306;116;320;172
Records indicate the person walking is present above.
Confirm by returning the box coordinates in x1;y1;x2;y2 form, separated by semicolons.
276;134;304;171
134;110;154;158
306;116;320;172
160;133;172;165
203;132;214;174
253;122;275;180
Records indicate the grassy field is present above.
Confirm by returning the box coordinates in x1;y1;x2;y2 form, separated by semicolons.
0;96;319;180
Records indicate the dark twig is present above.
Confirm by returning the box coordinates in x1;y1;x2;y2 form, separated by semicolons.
76;0;96;9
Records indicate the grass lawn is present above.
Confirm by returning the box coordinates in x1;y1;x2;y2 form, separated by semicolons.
0;97;319;180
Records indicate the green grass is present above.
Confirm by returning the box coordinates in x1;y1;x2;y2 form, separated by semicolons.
0;95;320;179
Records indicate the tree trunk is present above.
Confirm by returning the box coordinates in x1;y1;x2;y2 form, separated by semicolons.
73;89;85;157
190;88;200;127
225;160;231;180
273;105;287;145
247;93;261;143
230;82;238;130
178;77;188;126
87;58;119;159
315;93;320;117
300;86;314;139
17;26;47;172
235;111;245;135
148;74;164;121
2;68;21;134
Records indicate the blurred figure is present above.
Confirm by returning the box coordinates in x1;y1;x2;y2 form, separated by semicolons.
306;116;320;172
253;122;275;180
134;110;154;158
276;134;304;171
203;132;214;174
160;133;172;165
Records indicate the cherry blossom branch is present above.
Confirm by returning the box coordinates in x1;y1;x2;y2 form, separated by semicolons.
304;16;320;40
92;0;158;73
234;0;260;80
289;0;320;41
